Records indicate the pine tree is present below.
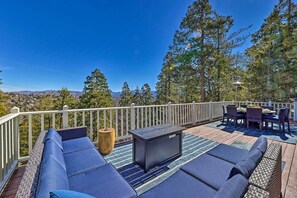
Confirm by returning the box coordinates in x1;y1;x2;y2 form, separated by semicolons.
56;88;76;109
245;0;297;101
133;86;142;105
141;83;154;105
79;69;113;108
119;82;133;106
156;51;179;104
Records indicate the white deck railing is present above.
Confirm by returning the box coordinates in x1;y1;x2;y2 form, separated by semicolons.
0;100;296;191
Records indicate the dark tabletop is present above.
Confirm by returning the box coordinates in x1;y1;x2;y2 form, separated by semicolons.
128;124;185;141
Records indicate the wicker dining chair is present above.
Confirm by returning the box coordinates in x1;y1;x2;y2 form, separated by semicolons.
263;109;284;131
222;105;227;123
226;106;246;127
246;108;263;130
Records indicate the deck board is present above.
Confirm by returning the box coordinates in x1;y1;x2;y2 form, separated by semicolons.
1;122;296;197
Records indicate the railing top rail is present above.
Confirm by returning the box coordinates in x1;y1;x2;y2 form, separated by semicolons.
18;102;234;115
0;113;19;125
238;101;293;104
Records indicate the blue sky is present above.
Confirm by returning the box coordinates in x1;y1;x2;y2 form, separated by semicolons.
0;0;280;92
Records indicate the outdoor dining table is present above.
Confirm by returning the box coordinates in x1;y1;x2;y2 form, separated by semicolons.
237;107;276;115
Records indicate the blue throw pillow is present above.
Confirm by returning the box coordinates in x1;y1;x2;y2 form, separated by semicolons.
229;159;256;179
214;174;249;198
50;190;95;198
250;136;267;153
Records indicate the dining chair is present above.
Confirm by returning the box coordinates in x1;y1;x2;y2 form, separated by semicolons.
246;108;263;130
226;106;246;127
264;108;290;132
222;105;227;123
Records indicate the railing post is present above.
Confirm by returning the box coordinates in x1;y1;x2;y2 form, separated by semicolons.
168;102;172;124
294;100;297;121
209;101;213;121
10;107;20;161
192;101;196;125
268;100;272;106
131;103;135;130
63;105;69;128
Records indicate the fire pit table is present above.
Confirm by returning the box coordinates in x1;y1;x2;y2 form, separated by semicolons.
129;124;185;172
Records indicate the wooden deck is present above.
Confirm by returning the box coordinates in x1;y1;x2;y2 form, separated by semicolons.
1;122;297;198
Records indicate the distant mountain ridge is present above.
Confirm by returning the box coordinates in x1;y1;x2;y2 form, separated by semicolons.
8;90;156;98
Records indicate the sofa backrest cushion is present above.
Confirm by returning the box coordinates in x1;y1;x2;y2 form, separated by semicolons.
214;174;248;198
36;156;69;198
229;158;256;179
250;136;267;153
44;128;63;150
246;148;263;166
44;139;66;171
50;190;95;198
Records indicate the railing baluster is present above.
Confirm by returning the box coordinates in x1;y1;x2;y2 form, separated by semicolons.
82;111;85;126
110;110;112;129
52;113;56;128
137;108;139;129
115;109;118;138
90;111;93;141
121;109;124;136
126;109;128;134
97;111;100;131
74;112;77;127
28;114;32;153
41;114;44;132
141;107;144;128
145;107;148;127
149;107;151;127
104;110;106;129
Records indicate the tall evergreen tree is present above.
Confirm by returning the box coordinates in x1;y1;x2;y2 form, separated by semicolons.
119;82;133;106
245;0;297;101
133;86;142;105
79;69;113;108
56;88;76;109
156;52;179;104
141;83;154;105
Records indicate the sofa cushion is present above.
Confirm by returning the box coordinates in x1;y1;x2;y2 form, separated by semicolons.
180;153;234;190
50;190;95;198
250;136;267;153
214;174;249;198
62;137;95;154
64;148;106;176
69;163;137;198
207;144;249;164
140;170;217;198
36;156;69;198
44;139;66;171
44;129;63;150
247;148;263;166
229;159;256;179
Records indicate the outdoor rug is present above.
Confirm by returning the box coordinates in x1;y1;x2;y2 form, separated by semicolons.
230;141;286;171
103;134;219;195
207;121;297;144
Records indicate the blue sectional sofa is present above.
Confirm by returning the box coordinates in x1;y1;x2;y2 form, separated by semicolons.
36;127;137;198
140;137;268;198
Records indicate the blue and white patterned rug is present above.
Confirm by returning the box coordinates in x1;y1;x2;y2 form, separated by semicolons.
103;134;219;195
207;121;297;144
